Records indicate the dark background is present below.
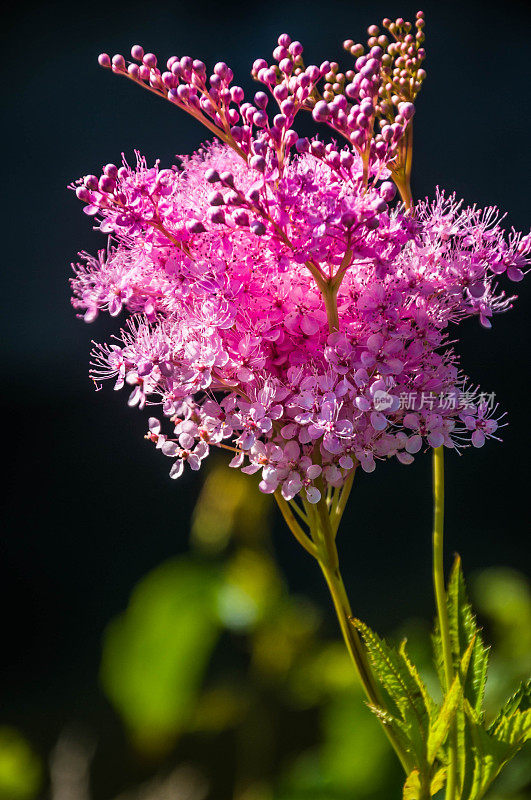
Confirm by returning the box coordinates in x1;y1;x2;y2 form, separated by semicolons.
2;0;530;795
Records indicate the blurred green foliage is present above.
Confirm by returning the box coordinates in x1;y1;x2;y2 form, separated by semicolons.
100;558;222;754
6;458;530;799
0;727;41;800
97;458;531;799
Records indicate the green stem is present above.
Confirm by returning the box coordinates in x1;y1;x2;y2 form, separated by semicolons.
318;546;413;774
432;446;457;800
274;485;414;776
311;493;413;775
331;468;356;535
319;559;380;700
322;283;339;332
274;491;318;559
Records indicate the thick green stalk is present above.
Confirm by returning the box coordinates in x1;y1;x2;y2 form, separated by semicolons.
277;488;413;775
432;446;457;800
322;283;340;332
314;500;413;775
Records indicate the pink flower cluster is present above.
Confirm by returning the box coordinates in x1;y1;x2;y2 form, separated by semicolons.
70;16;529;503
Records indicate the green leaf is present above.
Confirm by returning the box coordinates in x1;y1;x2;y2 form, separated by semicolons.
399;640;438;726
431;626;446;695
487;678;531;734
463;700;531;800
368;704;416;763
446;556;490;715
489;708;531;747
402;767;447;799
403;768;421;800
431;561;491;799
427;674;462;766
457;644;478;799
354;620;431;763
430;767;446;796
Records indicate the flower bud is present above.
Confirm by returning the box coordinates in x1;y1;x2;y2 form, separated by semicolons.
84;175;99;190
399;101;415;119
380;181;397;201
312;101;329;122
208;191;225;206
250;155;266;172
143;53;157;68
112;54;126;71
207;208;226;224
250;221;266;236
219;171;235;187
76;186;92;202
233;210;250;226
99;175;116;193
186;220;206;234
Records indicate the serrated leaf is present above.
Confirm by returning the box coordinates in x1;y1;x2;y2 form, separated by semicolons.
464;700;531;800
427;674;462;765
368;704;416;762
456;694;472;799
446;556;490;715
488;678;531;734
460;636;475;679
431;626;446;694
490;708;531;746
399;640;438;726
432;565;490;799
354;620;431;763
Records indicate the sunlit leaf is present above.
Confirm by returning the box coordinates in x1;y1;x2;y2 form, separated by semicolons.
432;559;490;798
399;640;438;726
464;700;531;800
445;556;490;715
430;767;446;796
488;678;531;734
427;674;462;766
403;768;421;799
402;765;447;799
354;619;431;763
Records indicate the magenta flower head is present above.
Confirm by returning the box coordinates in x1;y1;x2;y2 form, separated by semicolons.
70;15;531;797
71;13;529;506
